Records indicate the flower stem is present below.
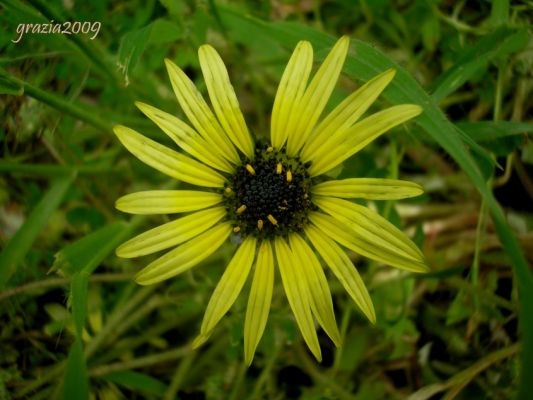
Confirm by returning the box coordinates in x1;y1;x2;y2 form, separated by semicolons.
164;351;197;400
0;68;111;132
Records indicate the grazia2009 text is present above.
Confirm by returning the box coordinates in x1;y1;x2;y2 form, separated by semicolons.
12;21;101;43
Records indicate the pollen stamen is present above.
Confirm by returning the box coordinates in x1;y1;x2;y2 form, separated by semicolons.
225;187;233;194
267;214;278;226
237;204;247;214
257;219;264;230
276;162;282;174
286;169;292;182
245;164;256;175
266;146;273;153
233;226;241;233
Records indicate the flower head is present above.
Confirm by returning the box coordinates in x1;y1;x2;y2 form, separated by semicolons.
114;36;428;364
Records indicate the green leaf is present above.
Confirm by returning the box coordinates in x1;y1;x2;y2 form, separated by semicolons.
53;221;128;276
0;67;111;132
150;20;183;45
446;289;472;325
118;19;183;84
71;273;89;339
216;10;533;399
458;121;533;142
421;14;440;52
0;71;23;95
337;328;368;372
0;172;75;288
0;162;110;176
118;24;154;84
431;27;528;103
63;339;89;400
102;371;167;395
490;0;509;27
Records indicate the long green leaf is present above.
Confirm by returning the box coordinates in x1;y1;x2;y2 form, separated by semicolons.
0;162;111;176
430;27;528;103
53;221;129;276
59;219;144;399
458;121;533;142
63;339;89;400
0;68;111;132
217;9;533;399
0;172;75;288
102;371;167;395
71;273;89;339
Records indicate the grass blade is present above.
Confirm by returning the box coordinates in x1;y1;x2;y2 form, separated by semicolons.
53;221;129;276
430;27;528;103
458;121;533;142
0;172;75;289
101;371;167;396
0;68;111;132
63;339;89;400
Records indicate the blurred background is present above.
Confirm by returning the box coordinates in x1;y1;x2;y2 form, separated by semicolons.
1;0;532;399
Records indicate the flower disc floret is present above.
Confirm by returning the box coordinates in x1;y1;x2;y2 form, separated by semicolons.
224;144;314;238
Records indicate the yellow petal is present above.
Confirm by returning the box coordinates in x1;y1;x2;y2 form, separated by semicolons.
315;196;424;261
200;236;257;335
312;178;423;200
114;125;226;188
305;225;375;323
115;190;222;214
309;105;422;176
301;68;396;162
270;41;313;150
198;45;254;158
274;237;322;361
164;59;239;164
289;234;342;347
116;207;226;258
135;102;233;173
244;240;274;365
286;36;350;156
310;212;429;273
192;331;212;349
135;222;232;285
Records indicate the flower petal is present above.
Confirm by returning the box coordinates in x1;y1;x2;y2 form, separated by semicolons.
274;237;322;361
312;178;423;200
244;240;274;365
192;330;213;349
135;102;234;173
270;41;313;150
116;207;226;258
305;224;375;323
286;36;350;156
135;222;232;285
198;45;254;159
315;196;425;263
309;105;422;176
114;125;226;188
301;68;396;162
164;59;239;164
289;234;342;347
115;190;222;214
200;236;257;335
310;212;429;273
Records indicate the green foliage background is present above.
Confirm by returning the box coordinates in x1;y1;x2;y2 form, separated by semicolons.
1;0;532;399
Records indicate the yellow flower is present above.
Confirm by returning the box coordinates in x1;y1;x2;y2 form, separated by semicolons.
114;36;429;365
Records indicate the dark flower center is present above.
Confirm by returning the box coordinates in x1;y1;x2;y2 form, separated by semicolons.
223;144;314;238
